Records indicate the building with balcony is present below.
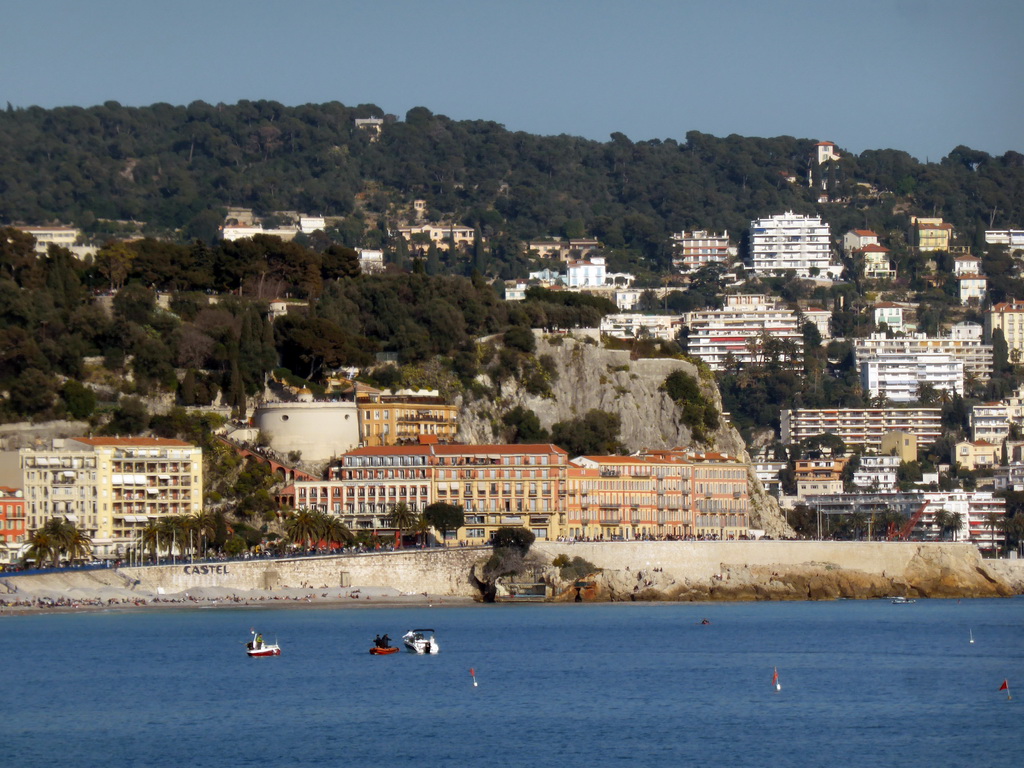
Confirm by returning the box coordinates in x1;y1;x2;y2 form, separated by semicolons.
748;211;835;278
16;437;202;560
860;354;964;403
970;402;1010;443
958;274;988;305
853;331;992;382
526;238;601;262
395;224;477;250
670;230;734;272
355;388;459;447
985;300;1024;362
599;314;681;341
953;440;1000;471
0;486;27;563
913;217;953;252
873;303;907;332
781;408;942;450
985;230;1024;252
851;455;900;491
860;244;895;280
683;294;804;371
795;458;847;499
843;229;880;253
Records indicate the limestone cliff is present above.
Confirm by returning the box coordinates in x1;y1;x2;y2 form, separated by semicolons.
455;332;789;536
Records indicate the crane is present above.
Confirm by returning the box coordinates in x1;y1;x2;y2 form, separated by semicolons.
889;501;930;541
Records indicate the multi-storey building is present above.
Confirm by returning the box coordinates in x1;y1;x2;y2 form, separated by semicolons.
795;458;847;499
851;456;900;491
0;486;27;563
853;331;993;382
683;294;804;370
295;443;751;544
567;256;607;288
526;238;601;261
860;244;895;280
970;402;1010;443
958;274;987;305
873;302;907;332
953;439;1000;471
395;224;477;249
985;300;1024;362
748;211;834;278
670;230;734;272
599;314;681;341
18;437;203;559
809;490;1004;553
913;217;953;252
860;354;963;403
355;387;459;447
781;408;942;450
985;230;1024;252
843;229;880;253
15;226;81;253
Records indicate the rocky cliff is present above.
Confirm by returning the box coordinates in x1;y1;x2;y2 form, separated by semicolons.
455;332;789;536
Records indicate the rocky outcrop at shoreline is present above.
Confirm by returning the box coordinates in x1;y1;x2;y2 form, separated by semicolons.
540;542;1021;602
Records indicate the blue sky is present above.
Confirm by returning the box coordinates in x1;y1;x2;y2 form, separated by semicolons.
2;0;1021;162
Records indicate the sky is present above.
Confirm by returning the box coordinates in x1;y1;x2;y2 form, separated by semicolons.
2;0;1022;163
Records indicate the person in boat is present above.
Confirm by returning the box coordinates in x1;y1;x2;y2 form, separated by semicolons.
381;634;391;648
374;634;382;648
255;633;264;649
700;619;710;625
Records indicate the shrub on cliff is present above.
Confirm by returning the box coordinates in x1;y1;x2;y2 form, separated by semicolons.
491;526;535;554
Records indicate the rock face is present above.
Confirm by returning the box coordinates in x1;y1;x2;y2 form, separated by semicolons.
531;541;1018;602
455;332;790;536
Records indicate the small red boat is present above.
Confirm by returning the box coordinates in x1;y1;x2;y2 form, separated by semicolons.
369;646;399;655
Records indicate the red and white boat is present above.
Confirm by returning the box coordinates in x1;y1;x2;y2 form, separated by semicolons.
246;630;281;657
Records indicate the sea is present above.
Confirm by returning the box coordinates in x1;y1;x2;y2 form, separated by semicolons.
4;598;1023;768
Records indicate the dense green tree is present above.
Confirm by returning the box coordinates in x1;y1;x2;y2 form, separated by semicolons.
423;502;465;543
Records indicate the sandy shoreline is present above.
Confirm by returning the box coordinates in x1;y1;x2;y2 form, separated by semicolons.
0;584;477;618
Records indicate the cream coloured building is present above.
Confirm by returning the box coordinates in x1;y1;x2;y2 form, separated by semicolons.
18;437;202;559
986;300;1024;362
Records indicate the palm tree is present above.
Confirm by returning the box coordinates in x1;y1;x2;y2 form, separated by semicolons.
322;515;354;550
931;509;950;541
984;512;1002;556
63;525;93;564
140;521;162;563
285;508;323;552
410;512;432;548
944;511;964;542
190;510;217;559
386;502;417;547
24;528;58;568
848;511;868;541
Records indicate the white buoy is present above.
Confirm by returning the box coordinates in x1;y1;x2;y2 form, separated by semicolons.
969;628;974;644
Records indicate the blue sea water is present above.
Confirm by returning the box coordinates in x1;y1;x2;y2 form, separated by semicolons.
3;598;1023;768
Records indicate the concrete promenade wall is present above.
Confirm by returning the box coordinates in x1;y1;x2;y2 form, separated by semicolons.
533;540;948;580
119;547;489;596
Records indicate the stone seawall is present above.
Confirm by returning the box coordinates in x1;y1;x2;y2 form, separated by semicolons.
4;542;1021;603
119;547;487;597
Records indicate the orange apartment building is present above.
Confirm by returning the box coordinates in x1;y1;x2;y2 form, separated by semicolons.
292;441;752;544
0;486;27;563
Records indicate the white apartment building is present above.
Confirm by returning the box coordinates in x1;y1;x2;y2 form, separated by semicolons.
600;314;680;341
860;354;964;403
749;211;835;278
504;281;529;301
985;230;1024;251
921;491;1004;554
953;256;983;276
780;408;943;449
670;230;734;272
853;331;992;381
17;437;203;560
801;307;833;341
16;226;80;252
683;294;804;370
860;245;895;280
220;224;299;242
970;402;1010;443
851;455;900;491
958;274;987;305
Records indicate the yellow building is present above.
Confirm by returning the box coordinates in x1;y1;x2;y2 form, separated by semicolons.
18;437;203;559
953;439;1000;471
914;217;953;252
356;387;458;446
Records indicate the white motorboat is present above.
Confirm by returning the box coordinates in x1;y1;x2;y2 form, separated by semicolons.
246;630;281;657
891;596;916;605
402;629;440;654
